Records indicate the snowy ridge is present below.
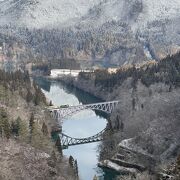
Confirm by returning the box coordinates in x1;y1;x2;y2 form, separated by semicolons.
0;0;180;30
134;0;180;31
0;0;102;28
0;0;180;63
79;0;180;30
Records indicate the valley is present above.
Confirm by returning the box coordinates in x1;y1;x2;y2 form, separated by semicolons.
45;53;180;179
0;0;180;68
0;0;180;179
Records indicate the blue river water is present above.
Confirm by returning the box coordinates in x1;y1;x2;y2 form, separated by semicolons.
35;77;119;180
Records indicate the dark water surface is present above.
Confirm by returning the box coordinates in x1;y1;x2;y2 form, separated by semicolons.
35;77;119;180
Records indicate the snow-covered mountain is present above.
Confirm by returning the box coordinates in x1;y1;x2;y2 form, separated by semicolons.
77;0;180;60
0;0;102;28
1;0;180;30
0;0;180;67
80;0;180;29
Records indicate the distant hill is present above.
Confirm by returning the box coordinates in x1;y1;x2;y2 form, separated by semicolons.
0;0;101;28
0;0;180;68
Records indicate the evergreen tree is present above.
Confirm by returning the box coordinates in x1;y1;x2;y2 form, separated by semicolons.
31;122;51;150
31;122;43;148
18;119;29;142
0;109;10;139
11;117;21;136
69;155;74;168
120;120;124;131
48;150;57;168
107;118;113;131
26;90;33;103
11;121;16;135
55;137;63;155
51;150;57;163
74;160;79;177
41;122;48;136
29;113;35;142
49;100;53;106
29;113;34;131
34;92;40;106
116;115;120;130
3;119;10;139
132;98;136;110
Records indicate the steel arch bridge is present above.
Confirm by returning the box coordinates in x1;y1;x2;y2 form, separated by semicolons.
60;128;106;149
48;100;119;148
49;100;119;123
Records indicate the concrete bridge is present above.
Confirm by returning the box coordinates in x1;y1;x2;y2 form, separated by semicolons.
49;100;119;123
60;128;106;149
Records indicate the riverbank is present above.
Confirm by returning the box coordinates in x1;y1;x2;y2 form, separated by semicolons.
34;77;110;180
42;75;156;177
44;54;180;179
0;70;77;180
45;75;108;101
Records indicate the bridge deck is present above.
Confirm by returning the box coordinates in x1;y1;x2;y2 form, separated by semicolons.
48;101;119;148
48;100;120;121
60;128;106;148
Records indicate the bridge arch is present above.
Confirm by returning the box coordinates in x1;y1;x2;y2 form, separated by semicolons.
49;101;119;148
50;100;119;122
59;128;106;149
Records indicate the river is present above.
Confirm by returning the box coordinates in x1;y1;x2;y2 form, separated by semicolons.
35;77;119;180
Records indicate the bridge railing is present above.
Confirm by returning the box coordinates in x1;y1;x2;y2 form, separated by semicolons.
60;128;107;148
47;100;120;110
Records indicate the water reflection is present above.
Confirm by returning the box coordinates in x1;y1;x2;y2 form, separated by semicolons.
34;77;117;180
63;110;106;138
34;76;51;92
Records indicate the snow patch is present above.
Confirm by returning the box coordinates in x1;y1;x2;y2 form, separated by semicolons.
99;160;137;174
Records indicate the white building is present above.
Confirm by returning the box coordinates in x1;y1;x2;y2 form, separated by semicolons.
51;69;93;78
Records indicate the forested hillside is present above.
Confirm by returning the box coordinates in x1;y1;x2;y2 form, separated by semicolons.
0;0;179;179
64;52;180;179
0;26;146;69
75;52;180;99
0;32;43;72
0;70;77;180
0;0;180;68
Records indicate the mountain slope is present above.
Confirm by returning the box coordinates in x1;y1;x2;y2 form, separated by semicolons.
0;0;180;67
78;0;180;29
0;0;102;28
1;0;180;31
